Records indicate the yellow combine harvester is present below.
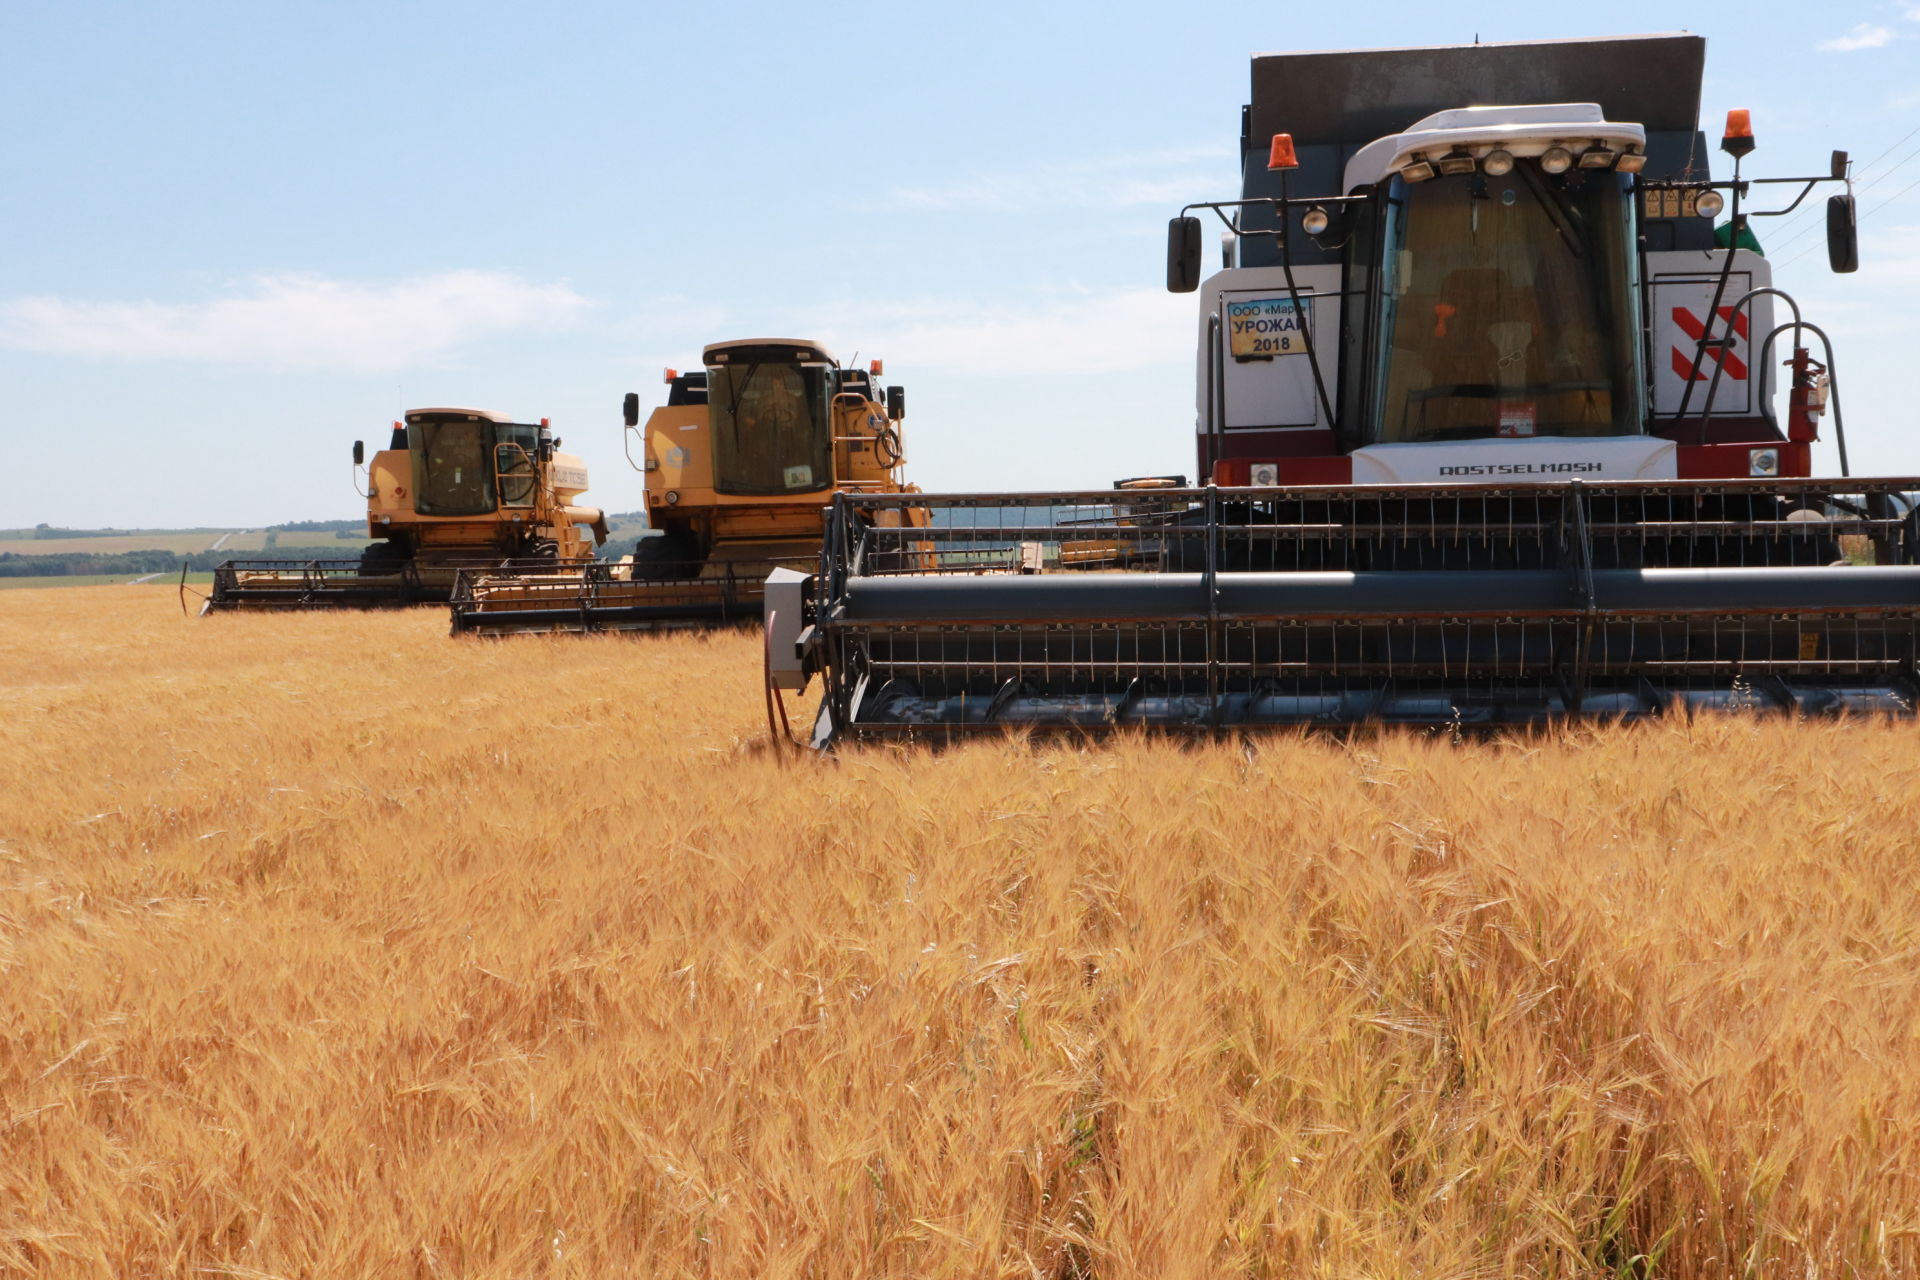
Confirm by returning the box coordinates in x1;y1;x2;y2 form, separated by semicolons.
449;338;923;634
204;408;607;612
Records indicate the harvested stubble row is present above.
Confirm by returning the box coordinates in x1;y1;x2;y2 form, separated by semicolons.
1;585;1916;1278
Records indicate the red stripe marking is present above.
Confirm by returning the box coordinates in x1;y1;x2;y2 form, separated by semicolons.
1671;346;1750;381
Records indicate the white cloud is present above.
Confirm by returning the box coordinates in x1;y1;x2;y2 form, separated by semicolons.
0;270;588;370
798;288;1195;376
1819;23;1897;50
880;145;1235;214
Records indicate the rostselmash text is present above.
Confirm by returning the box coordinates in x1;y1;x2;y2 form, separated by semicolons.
1436;462;1606;476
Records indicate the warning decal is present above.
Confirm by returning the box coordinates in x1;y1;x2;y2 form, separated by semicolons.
1670;305;1749;381
1497;402;1538;438
1226;297;1309;360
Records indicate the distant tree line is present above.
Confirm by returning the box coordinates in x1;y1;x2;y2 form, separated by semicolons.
13;523;225;540
598;535;646;562
271;519;365;534
6;519;365;541
28;526;118;540
0;545;366;578
6;530;646;576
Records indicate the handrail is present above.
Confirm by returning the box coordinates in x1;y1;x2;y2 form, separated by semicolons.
1694;285;1802;443
1756;319;1850;478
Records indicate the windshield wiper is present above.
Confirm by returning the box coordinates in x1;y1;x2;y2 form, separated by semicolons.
1517;164;1589;258
722;358;766;437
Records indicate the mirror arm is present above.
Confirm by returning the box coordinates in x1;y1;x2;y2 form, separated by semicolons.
1745;179;1819;218
1204;203;1244;236
621;423;647;474
1181;193;1366;237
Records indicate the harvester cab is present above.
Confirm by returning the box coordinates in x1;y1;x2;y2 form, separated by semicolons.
362;409;606;567
628;339;909;579
204;409;607;613
1166;37;1859;489
775;34;1920;746
447;339;923;635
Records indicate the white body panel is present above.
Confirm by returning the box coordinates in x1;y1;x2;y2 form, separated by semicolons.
1646;249;1775;420
764;567;809;691
1349;435;1677;484
1193;265;1341;435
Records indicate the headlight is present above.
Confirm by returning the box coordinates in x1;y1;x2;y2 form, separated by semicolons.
1300;207;1330;235
1696;189;1726;219
1540;146;1573;175
1749;448;1780;477
1481;149;1514;176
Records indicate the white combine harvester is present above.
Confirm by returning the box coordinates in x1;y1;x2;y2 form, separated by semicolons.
772;34;1917;745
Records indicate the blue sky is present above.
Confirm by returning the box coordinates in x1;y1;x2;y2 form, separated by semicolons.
6;0;1919;527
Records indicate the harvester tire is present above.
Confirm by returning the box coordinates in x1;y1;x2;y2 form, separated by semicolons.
630;531;704;582
358;541;410;576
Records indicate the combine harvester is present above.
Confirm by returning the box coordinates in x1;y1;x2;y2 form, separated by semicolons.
203;409;607;612
448;338;921;634
771;34;1920;746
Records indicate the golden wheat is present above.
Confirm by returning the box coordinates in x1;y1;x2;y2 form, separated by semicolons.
2;585;1917;1278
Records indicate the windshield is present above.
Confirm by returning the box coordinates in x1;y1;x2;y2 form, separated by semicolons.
409;418;497;516
1368;167;1643;444
707;357;833;496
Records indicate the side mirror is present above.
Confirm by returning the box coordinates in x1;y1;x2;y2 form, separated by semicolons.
1827;193;1859;273
622;392;640;428
352;440;364;466
1167;216;1203;293
1830;150;1849;181
886;385;905;421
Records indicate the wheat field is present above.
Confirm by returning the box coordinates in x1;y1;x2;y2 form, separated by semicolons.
2;585;1917;1278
